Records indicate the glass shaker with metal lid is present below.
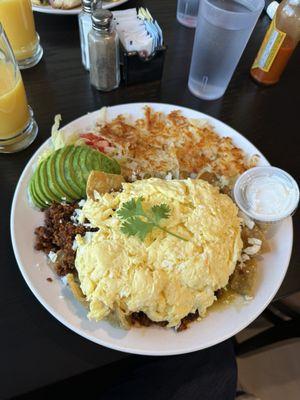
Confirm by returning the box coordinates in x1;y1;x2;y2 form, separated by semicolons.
78;0;92;70
88;8;120;91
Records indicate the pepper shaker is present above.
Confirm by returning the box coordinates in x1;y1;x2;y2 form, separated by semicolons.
88;8;120;91
78;0;93;70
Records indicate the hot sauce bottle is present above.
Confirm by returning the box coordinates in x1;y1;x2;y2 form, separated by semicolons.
251;0;300;85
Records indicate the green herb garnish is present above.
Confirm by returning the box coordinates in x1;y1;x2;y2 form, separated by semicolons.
117;197;188;242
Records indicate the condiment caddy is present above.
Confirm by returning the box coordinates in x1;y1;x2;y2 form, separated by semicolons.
114;7;166;86
78;3;166;91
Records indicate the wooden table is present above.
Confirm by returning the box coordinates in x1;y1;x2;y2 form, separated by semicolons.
1;0;299;397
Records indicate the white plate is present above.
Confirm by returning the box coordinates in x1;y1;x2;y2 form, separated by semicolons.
32;0;129;15
11;103;293;356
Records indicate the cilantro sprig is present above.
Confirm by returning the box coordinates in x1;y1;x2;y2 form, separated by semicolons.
116;197;188;242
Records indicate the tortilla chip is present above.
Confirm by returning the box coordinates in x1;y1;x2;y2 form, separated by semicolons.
66;273;87;306
86;171;124;200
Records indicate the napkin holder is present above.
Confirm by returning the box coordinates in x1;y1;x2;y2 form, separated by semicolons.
120;45;167;85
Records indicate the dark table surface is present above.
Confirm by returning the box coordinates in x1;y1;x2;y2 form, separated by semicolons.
1;0;299;398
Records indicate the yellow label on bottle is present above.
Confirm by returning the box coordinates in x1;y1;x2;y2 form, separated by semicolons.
252;19;286;72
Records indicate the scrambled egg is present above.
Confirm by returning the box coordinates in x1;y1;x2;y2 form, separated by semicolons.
75;178;242;329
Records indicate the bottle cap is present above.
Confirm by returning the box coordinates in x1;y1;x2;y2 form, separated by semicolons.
82;0;92;13
92;8;113;31
266;1;279;19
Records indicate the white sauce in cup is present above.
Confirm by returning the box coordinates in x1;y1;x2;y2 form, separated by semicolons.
233;167;299;223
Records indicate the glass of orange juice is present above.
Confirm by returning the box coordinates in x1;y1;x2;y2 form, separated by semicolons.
0;24;38;153
0;0;43;69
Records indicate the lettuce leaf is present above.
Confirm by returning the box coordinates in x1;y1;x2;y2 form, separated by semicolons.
51;114;84;150
37;115;85;164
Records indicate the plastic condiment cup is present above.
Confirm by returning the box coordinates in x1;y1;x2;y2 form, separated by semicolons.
233;166;299;225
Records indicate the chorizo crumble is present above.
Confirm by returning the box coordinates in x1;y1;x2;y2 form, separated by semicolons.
34;203;97;276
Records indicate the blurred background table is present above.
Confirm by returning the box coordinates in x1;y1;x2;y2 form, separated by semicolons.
0;0;299;398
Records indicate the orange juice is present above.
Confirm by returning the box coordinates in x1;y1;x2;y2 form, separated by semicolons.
0;62;30;139
0;0;38;61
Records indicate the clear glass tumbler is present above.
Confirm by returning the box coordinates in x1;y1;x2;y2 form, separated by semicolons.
0;24;38;153
177;0;200;28
0;0;43;69
188;0;265;100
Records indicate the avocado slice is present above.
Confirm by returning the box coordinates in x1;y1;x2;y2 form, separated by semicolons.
89;149;99;170
38;159;61;204
29;145;121;207
63;145;82;198
46;151;72;202
93;148;121;175
72;146;121;197
33;164;52;207
29;174;46;209
55;147;79;201
90;151;104;171
83;148;97;182
74;145;120;176
75;146;91;195
72;146;86;198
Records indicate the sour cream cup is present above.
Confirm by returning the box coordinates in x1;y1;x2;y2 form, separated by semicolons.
233;166;299;225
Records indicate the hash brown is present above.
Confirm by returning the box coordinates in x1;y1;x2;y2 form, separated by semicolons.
96;106;258;187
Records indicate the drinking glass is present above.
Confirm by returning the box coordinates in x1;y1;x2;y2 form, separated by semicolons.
177;0;200;28
0;24;38;153
188;0;265;100
0;0;43;69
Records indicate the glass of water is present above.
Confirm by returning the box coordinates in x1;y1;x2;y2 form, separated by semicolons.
177;0;200;28
188;0;265;100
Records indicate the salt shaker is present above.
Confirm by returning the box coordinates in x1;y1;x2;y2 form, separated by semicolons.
78;0;92;70
88;8;120;91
